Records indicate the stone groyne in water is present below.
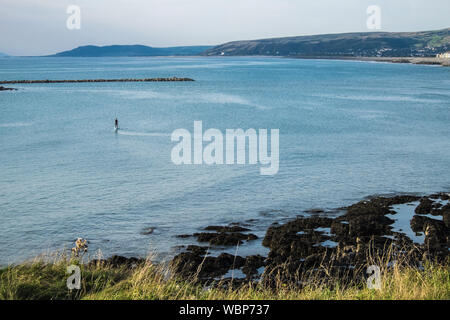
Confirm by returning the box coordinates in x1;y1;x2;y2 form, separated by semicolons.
0;77;194;84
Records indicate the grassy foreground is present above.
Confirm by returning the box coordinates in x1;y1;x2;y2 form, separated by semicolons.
1;252;449;300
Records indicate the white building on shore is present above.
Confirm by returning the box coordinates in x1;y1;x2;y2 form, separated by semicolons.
436;52;450;58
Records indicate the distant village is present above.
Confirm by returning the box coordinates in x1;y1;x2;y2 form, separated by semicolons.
360;46;450;58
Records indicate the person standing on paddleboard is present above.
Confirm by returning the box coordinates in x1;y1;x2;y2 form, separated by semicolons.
115;118;119;131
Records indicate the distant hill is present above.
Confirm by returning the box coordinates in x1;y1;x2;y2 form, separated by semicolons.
52;45;213;57
204;28;450;57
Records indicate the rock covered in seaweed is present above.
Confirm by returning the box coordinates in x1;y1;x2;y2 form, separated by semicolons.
169;193;449;287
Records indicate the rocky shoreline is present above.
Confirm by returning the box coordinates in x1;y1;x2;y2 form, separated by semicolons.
0;77;194;84
73;193;449;288
166;192;449;287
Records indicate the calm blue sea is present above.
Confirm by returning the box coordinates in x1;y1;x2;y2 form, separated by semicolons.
0;56;449;265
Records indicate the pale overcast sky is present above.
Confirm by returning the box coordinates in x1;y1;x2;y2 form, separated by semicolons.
1;0;449;56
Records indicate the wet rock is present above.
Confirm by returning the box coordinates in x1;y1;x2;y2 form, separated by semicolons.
415;197;447;216
263;217;333;248
171;251;245;279
411;215;449;253
415;197;434;215
424;223;447;251
332;214;395;243
304;208;325;214
430;193;450;201
204;225;251;232
345;195;420;217
0;86;16;91
171;193;448;286
216;253;246;269
242;255;266;277
262;217;335;281
330;219;350;238
411;215;446;232
177;224;257;246
261;194;447;287
193;232;258;246
186;245;209;255
410;215;430;232
331;195;425;241
415;196;450;216
176;234;192;238
347;214;395;237
170;251;204;277
443;210;450;228
436;203;450;220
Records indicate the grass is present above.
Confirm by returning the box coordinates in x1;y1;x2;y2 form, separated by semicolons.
0;251;449;300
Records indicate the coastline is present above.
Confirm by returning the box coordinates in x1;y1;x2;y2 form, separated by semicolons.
3;192;449;281
1;191;449;300
2;55;449;67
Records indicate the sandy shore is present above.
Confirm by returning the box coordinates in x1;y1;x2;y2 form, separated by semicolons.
351;56;450;67
295;56;450;67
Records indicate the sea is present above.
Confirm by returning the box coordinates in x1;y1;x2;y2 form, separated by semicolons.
0;56;449;265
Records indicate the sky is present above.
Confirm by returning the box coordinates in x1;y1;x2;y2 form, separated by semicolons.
1;0;449;56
